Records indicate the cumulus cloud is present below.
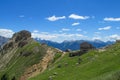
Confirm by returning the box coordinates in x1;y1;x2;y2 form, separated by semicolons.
72;22;80;26
69;14;89;20
109;34;120;40
98;26;111;30
0;29;14;38
32;31;85;42
32;32;57;40
104;17;120;21
46;15;66;21
75;34;84;37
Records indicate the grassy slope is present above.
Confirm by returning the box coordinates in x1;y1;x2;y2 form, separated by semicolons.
29;42;120;80
0;41;51;80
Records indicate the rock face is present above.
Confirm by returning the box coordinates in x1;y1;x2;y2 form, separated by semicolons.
0;30;32;69
2;30;31;51
69;42;95;57
12;30;31;42
80;42;95;52
116;40;120;43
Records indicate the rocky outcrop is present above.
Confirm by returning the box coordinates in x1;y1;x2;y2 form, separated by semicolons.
80;42;95;52
0;30;32;69
2;30;31;52
116;40;120;43
12;30;31;42
69;42;95;57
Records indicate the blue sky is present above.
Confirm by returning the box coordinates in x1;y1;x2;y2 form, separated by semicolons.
0;0;120;42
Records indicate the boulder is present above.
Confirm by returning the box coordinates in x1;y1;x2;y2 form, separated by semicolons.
116;40;120;43
80;42;95;52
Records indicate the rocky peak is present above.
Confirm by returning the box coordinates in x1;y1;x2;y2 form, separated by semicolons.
12;30;31;42
2;30;32;52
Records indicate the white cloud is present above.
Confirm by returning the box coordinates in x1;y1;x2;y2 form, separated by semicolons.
76;29;82;31
75;34;84;37
104;17;120;21
61;28;70;31
72;22;80;26
32;31;86;42
69;14;89;20
46;15;66;21
109;34;120;40
0;29;14;38
98;26;111;30
33;30;39;33
32;32;57;40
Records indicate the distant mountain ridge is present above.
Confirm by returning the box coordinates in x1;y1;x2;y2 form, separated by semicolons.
35;39;114;51
0;36;8;46
0;36;114;51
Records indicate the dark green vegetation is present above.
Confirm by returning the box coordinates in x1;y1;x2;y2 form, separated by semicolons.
29;42;120;80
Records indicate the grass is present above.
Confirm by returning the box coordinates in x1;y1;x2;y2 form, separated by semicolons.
52;52;62;63
29;42;120;80
0;41;51;80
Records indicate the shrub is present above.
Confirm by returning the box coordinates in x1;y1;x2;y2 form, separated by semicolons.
52;53;62;63
1;73;8;80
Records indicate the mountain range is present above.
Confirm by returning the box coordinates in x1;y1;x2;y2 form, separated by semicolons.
0;36;114;51
35;39;114;51
0;36;8;46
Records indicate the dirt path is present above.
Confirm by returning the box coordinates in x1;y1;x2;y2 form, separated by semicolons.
20;48;56;80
